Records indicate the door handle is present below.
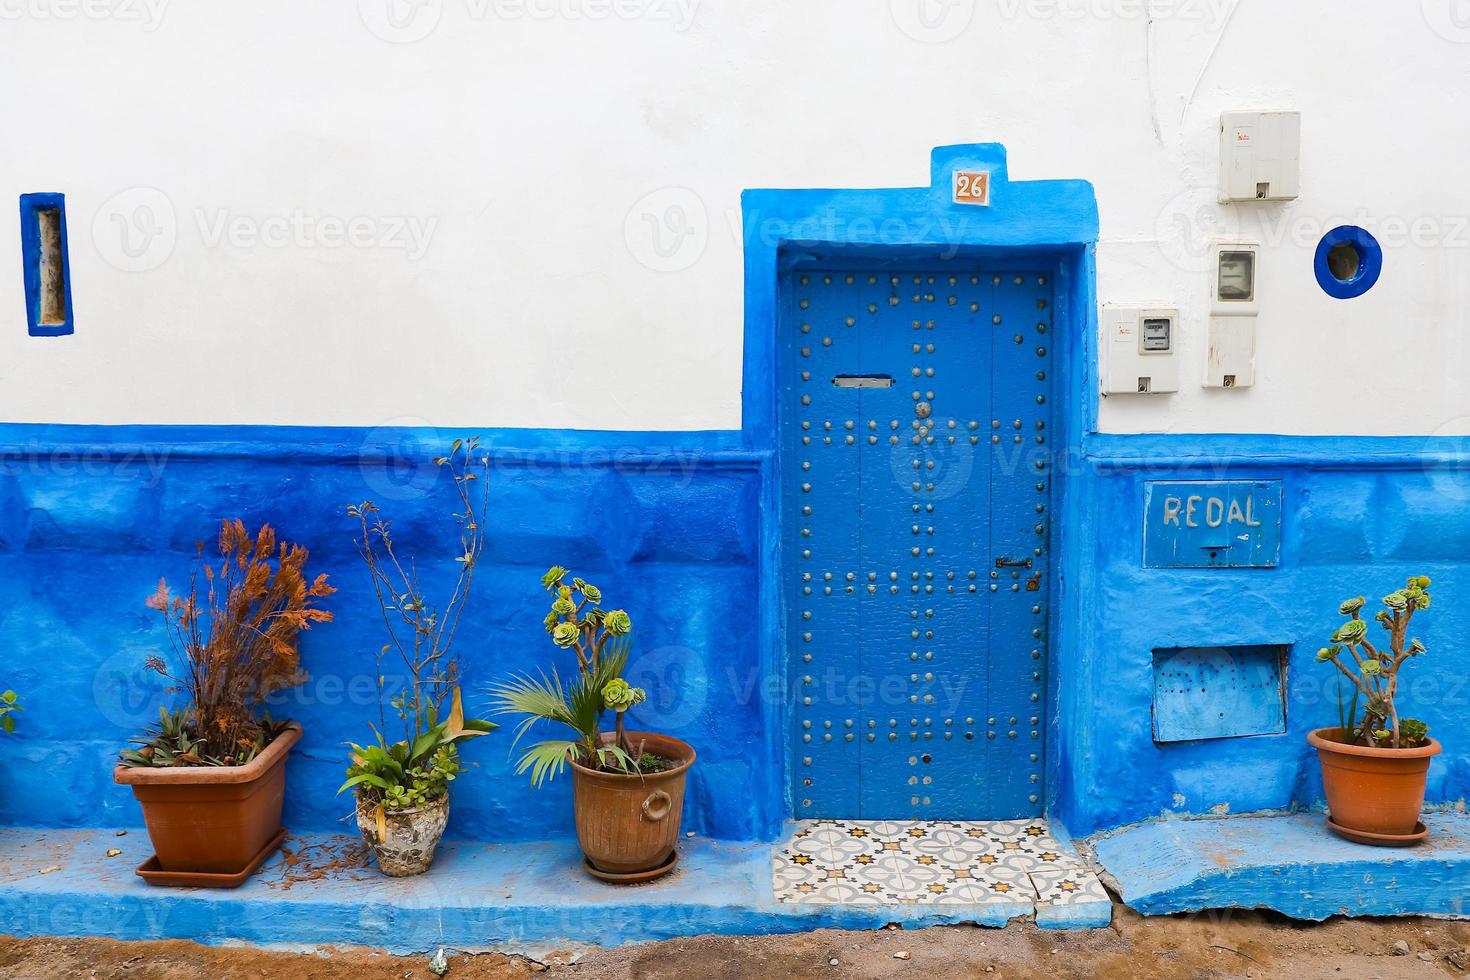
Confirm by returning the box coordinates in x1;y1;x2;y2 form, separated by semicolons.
994;556;1033;569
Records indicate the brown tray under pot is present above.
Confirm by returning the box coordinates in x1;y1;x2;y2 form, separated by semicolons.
114;723;301;885
136;827;288;888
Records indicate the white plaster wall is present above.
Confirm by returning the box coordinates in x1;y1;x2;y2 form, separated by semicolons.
0;1;1466;435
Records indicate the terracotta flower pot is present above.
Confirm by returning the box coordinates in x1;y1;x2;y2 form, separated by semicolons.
354;791;450;876
571;730;695;881
1308;726;1441;841
114;723;300;880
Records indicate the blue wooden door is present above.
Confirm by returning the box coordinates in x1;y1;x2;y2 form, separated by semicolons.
785;269;1053;819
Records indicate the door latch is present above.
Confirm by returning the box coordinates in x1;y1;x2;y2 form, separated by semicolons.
994;556;1033;569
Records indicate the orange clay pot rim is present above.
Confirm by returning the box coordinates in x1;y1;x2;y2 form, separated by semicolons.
1307;726;1442;759
568;730;697;780
113;722;302;785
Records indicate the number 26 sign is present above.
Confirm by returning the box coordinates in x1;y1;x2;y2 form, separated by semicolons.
952;170;990;206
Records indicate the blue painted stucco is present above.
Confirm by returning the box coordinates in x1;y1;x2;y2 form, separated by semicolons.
0;425;781;842
1053;435;1470;836
0;826;1053;953
0;145;1468;925
1094;811;1470;919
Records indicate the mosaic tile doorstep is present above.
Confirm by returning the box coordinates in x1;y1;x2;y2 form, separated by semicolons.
772;820;1111;917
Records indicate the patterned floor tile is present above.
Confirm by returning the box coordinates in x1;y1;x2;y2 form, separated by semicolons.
772;819;1109;911
1028;864;1112;908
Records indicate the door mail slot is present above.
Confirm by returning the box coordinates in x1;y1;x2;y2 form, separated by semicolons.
832;374;894;388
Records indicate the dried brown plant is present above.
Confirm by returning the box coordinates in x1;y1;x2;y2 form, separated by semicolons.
140;520;335;765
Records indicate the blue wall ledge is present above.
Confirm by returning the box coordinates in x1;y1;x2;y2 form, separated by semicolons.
1091;811;1470;920
0;826;1076;954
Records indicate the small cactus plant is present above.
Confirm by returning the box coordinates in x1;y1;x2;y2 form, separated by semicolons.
1316;575;1434;749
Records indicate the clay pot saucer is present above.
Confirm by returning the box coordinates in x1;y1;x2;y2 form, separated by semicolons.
136;827;288;888
583;849;679;884
1325;817;1428;847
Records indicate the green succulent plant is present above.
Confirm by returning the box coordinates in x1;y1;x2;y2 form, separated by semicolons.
1318;574;1434;749
491;567;653;787
119;707;290;768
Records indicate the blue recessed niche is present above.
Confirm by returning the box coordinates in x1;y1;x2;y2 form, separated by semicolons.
1152;645;1288;743
19;193;75;336
1314;224;1382;300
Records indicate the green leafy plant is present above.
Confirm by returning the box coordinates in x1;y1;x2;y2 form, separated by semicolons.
119;521;335;768
339;437;497;820
341;688;487;814
0;689;20;734
491;568;649;787
1316;575;1434;749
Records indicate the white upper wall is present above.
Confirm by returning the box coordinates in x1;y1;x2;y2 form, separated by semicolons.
1;1;1467;436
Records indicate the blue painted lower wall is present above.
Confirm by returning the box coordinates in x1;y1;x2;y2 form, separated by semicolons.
1052;435;1470;836
0;425;782;843
1;424;1468;848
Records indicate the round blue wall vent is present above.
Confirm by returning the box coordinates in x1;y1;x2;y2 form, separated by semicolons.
1314;225;1382;299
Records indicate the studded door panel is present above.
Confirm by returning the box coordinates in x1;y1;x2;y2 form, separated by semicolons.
787;270;1054;820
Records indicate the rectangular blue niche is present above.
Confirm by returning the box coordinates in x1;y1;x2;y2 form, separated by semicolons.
1151;645;1287;743
1142;480;1281;568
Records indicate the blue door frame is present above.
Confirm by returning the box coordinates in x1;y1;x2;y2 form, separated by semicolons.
740;144;1099;823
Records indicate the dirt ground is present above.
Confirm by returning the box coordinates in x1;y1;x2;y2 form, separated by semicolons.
1;908;1467;979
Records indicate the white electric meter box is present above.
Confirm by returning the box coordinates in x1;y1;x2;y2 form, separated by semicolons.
1204;241;1260;388
1102;305;1180;394
1219;111;1301;202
